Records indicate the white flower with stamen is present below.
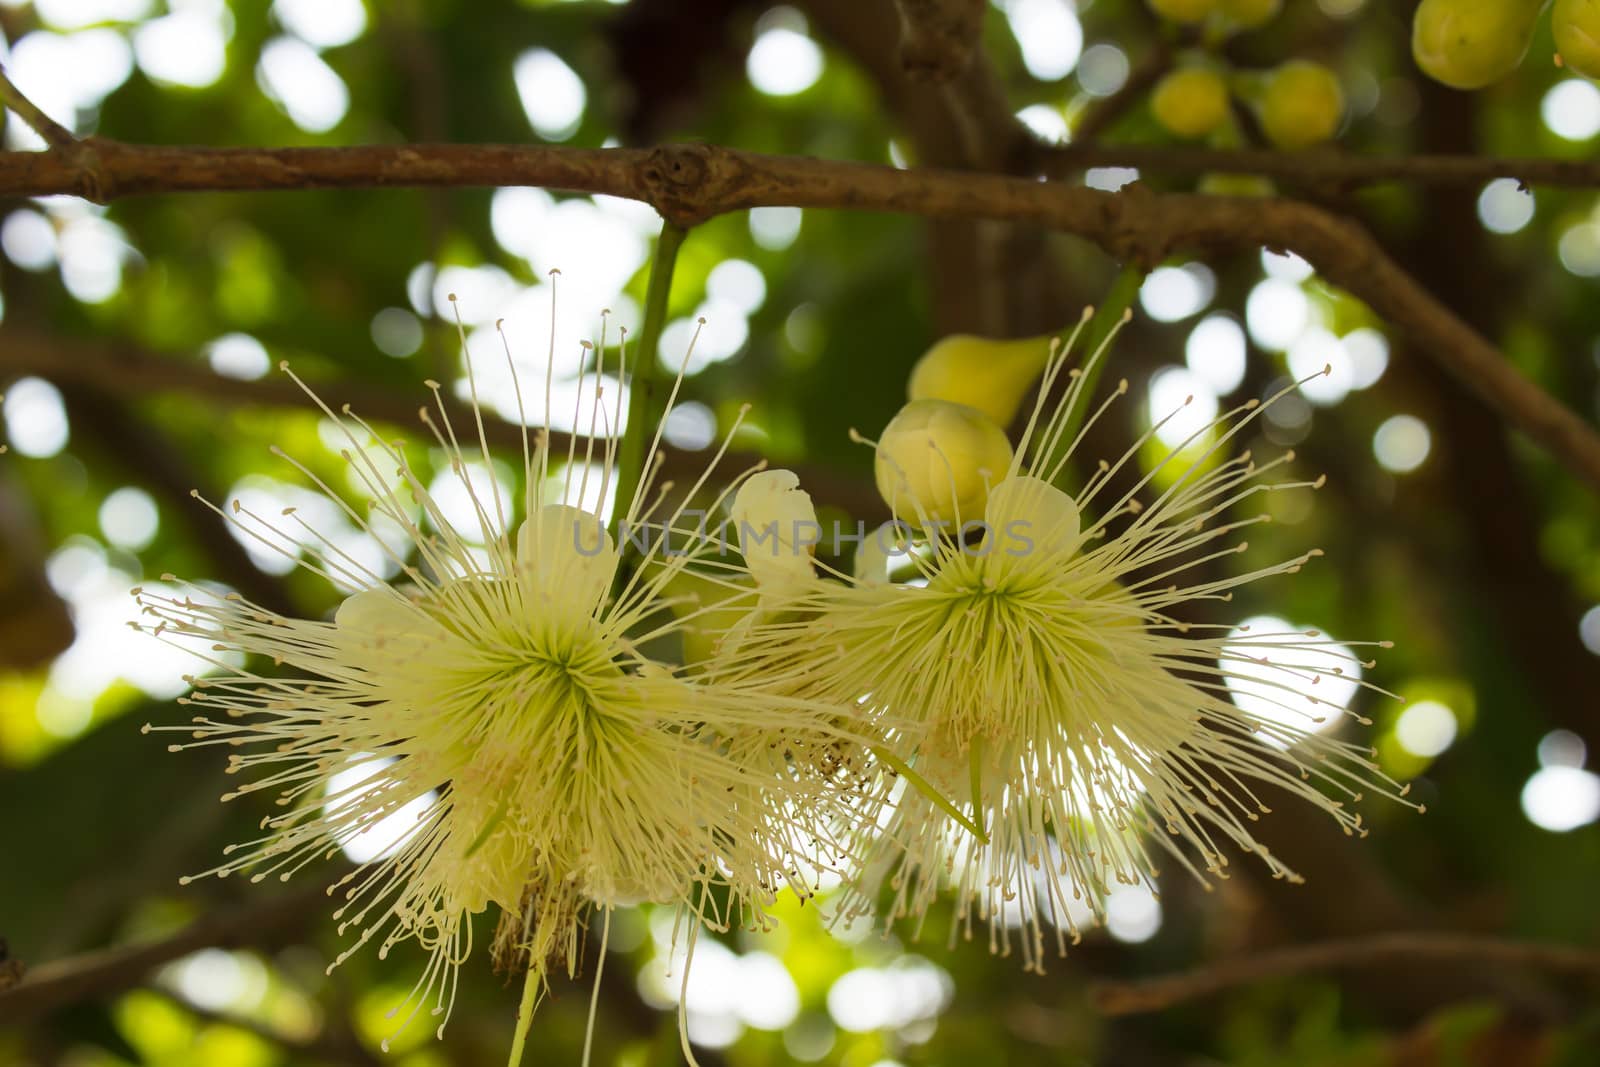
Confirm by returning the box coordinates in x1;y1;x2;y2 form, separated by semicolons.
135;294;865;1054
716;311;1419;972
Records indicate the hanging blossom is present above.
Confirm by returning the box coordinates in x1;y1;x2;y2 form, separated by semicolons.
715;311;1420;972
134;293;868;1052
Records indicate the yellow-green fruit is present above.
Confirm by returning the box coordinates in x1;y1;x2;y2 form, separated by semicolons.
1257;60;1343;149
1152;67;1232;139
1221;0;1281;27
1412;0;1544;90
1555;0;1600;79
1147;0;1219;23
874;399;1013;529
907;333;1052;427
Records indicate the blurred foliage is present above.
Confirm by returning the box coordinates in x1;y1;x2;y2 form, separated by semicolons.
3;0;1600;1065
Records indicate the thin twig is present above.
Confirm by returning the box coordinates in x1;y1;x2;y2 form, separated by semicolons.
0;883;329;1023
0;62;76;149
1090;932;1600;1016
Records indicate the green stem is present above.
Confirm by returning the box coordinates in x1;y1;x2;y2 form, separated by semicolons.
612;219;689;544
1052;262;1148;493
873;744;989;844
505;959;543;1067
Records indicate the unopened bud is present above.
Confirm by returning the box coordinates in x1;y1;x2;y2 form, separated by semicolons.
1412;0;1543;90
908;333;1053;428
874;399;1013;528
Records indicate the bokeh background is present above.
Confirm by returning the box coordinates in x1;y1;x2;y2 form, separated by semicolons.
3;0;1600;1064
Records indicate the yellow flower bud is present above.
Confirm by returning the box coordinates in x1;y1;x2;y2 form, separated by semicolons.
1412;0;1543;90
1147;0;1218;24
1221;0;1281;28
907;333;1053;428
1555;0;1600;80
1152;67;1232;139
874;398;1013;529
1257;60;1343;149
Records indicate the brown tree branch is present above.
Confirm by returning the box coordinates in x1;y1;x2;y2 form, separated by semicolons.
892;0;986;83
0;883;329;1024
1090;933;1600;1017
3;140;1598;494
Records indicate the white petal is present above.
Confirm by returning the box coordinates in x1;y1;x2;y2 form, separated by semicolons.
730;469;818;591
516;504;616;611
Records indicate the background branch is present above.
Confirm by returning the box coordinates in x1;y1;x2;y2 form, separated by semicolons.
0;883;329;1024
1090;933;1600;1017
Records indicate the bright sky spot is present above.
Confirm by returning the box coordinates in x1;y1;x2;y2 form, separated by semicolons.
258;36;349;133
490;187;556;261
1105;884;1162;943
660;303;750;375
1521;765;1600;832
6;30;135;144
45;567;197;705
826;958;952;1033
273;0;366;49
1147;365;1220;447
1085;167;1139;192
324;756;438;863
1373;414;1431;473
750;206;803;250
664;401;717;451
1223;615;1361;744
1538;729;1587;769
432;263;519;325
426;460;514;544
1557;223;1600;277
1006;0;1082;81
1477;178;1535;235
1078;42;1129;97
134;5;230;89
707;258;767;315
1016;103;1069;143
1343;327;1389;388
1140;264;1215;323
99;487;160;551
1185;314;1247;394
514;48;587;141
747;18;824;97
207;332;270;379
370;307;423;358
2;210;58;271
58;215;131;303
225;476;404;587
1246;279;1310;351
36;0;153;28
169;949;267;1013
1287;327;1352;406
1394;699;1457;758
637;937;800;1045
1579;608;1600;657
1541;79;1600;141
1261;249;1314;282
4;377;70;457
732;952;801;1030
